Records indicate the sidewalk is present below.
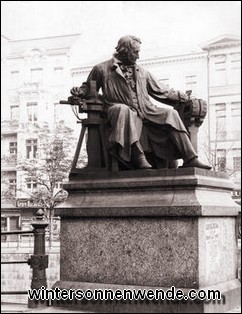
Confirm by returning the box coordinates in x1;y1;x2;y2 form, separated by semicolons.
1;302;241;313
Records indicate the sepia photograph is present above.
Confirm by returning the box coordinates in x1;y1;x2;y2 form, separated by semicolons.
1;1;241;313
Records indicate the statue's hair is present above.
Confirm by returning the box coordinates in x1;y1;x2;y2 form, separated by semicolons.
115;35;141;55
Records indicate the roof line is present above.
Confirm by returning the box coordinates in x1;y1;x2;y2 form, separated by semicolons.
1;34;11;40
8;33;81;43
201;34;241;49
139;50;206;63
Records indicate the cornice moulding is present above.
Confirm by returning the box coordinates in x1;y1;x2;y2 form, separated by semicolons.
71;53;208;75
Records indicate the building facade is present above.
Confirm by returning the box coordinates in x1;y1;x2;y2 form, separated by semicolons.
1;34;81;235
202;36;241;198
1;34;241;234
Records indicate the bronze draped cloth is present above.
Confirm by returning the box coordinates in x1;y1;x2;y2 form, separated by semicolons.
79;57;191;162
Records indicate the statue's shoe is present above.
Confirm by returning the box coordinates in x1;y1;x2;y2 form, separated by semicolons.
182;157;212;170
136;156;152;169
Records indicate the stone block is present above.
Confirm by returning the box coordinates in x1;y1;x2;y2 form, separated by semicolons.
54;169;240;312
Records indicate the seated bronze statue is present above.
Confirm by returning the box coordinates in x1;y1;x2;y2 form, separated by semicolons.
67;35;211;172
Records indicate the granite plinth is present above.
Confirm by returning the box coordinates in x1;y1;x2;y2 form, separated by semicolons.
59;216;238;289
55;168;240;313
60;217;198;288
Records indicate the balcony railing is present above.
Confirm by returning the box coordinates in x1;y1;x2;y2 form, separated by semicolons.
1;120;19;135
1;154;17;169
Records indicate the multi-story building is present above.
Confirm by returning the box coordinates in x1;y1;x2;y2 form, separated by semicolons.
1;33;241;234
1;33;81;235
202;35;241;200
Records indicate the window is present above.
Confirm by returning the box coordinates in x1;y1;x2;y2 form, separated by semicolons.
214;55;226;86
233;157;241;171
185;75;197;95
230;53;241;70
26;178;37;191
31;68;43;83
9;142;17;155
217;156;226;172
216;149;226;172
1;216;20;242
26;139;37;159
215;60;226;71
1;217;7;232
215;103;226;112
10;105;19;121
10;70;19;86
54;67;63;82
231;102;241;116
215;103;226;116
215;103;226;140
216;117;226;140
27;102;37;122
229;53;241;85
1;217;7;242
9;216;20;229
232;149;241;172
9;179;17;196
231;102;241;138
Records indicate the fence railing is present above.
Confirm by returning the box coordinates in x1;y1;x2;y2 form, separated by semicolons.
1;209;49;308
1;237;60;249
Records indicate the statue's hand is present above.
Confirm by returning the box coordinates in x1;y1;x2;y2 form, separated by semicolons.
70;87;85;98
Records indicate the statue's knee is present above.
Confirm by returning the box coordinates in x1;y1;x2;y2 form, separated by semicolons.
114;103;129;111
112;104;131;117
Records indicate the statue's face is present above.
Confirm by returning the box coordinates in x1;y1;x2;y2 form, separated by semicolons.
127;42;140;64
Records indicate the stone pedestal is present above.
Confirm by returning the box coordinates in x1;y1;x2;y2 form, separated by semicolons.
54;168;240;313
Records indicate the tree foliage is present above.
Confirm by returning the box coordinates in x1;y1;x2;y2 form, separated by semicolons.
16;121;75;242
199;122;241;176
18;121;74;209
1;172;16;203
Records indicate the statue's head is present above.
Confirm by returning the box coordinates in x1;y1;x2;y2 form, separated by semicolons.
114;35;141;65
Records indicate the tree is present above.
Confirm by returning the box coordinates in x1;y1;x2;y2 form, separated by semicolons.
1;154;18;206
200;119;241;175
1;171;16;205
17;121;76;244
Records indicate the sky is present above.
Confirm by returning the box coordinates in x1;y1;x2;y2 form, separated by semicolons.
1;1;241;64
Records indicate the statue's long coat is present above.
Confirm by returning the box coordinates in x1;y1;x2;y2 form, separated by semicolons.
80;58;189;162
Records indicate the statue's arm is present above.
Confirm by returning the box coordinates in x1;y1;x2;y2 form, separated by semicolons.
71;65;103;98
146;71;189;107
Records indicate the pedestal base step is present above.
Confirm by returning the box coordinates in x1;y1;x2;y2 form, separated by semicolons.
52;279;241;313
